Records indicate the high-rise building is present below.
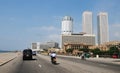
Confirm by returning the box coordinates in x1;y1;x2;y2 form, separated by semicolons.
82;11;93;34
61;16;73;35
31;43;37;49
31;42;40;51
97;12;109;45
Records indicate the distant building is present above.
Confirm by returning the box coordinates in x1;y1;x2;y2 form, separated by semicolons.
97;12;109;45
64;43;90;54
31;41;59;51
82;11;93;34
32;43;37;49
61;16;96;53
61;33;96;50
31;42;40;51
61;16;73;35
40;41;59;50
46;41;59;48
40;43;49;50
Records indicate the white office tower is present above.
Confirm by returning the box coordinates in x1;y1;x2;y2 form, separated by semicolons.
31;42;40;51
97;12;109;45
62;16;73;35
82;11;93;34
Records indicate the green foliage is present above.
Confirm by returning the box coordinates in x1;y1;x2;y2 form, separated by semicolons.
66;48;73;53
101;51;109;55
91;48;101;55
108;46;119;55
78;48;83;51
90;45;120;57
78;48;89;52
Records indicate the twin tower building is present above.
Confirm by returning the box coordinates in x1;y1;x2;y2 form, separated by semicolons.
61;11;109;49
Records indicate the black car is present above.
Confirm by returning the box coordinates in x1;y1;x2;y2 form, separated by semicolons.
32;51;36;56
23;49;32;60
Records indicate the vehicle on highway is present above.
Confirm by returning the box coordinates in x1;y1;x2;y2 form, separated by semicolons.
51;57;57;64
23;49;33;60
50;52;57;64
80;53;86;60
112;54;118;58
32;51;36;56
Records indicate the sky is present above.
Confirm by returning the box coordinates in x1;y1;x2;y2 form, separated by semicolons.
0;0;120;51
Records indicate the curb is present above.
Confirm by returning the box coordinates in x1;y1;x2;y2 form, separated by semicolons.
0;57;17;66
86;59;120;65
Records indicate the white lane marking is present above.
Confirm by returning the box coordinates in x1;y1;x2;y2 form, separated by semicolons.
38;64;42;68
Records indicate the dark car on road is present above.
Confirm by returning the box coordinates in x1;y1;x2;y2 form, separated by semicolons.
23;49;32;60
32;51;37;56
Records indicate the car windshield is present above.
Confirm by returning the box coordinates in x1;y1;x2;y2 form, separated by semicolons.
23;50;32;54
0;0;120;73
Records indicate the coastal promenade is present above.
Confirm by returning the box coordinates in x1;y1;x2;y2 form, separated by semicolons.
0;52;19;66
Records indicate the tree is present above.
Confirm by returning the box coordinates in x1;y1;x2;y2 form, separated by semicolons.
78;48;89;53
83;48;89;52
66;48;73;53
108;46;119;56
91;48;101;55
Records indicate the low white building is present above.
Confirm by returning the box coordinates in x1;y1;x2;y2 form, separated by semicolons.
31;41;59;51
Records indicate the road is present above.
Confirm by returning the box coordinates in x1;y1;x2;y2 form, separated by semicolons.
0;54;120;73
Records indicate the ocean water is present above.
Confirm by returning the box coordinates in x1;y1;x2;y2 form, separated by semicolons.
0;51;9;53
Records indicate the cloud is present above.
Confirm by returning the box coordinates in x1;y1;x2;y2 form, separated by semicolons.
25;26;61;43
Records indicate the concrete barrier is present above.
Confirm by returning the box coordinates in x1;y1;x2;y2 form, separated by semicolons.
0;52;19;66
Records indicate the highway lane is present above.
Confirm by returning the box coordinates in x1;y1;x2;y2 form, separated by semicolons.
38;54;120;73
0;54;120;73
0;55;72;73
57;56;120;72
18;56;72;73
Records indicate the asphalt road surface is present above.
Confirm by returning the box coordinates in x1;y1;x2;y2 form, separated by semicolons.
0;54;120;73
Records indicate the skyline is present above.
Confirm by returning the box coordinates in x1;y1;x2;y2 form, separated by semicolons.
0;0;120;50
82;11;93;34
97;12;109;45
